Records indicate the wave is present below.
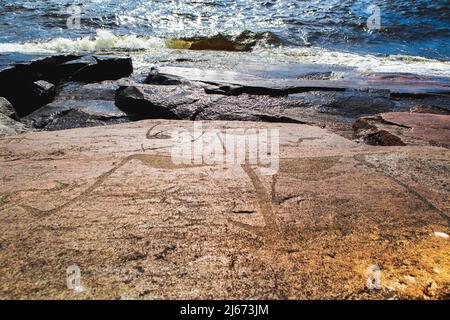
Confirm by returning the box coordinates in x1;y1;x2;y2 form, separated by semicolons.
0;30;448;78
0;30;284;54
270;47;450;77
0;30;165;54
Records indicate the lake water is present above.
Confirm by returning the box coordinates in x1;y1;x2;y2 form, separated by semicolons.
0;0;449;76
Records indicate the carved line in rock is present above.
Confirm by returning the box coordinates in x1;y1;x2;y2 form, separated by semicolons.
353;153;449;225
227;164;282;242
18;151;203;217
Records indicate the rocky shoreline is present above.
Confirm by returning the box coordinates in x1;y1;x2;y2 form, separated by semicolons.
1;54;449;146
0;55;449;299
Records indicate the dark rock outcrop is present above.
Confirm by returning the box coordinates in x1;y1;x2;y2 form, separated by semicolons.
32;80;56;107
71;56;133;82
115;86;180;119
0;55;133;117
23;80;130;130
144;68;184;85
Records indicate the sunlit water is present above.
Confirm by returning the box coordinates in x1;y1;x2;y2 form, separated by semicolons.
0;0;449;76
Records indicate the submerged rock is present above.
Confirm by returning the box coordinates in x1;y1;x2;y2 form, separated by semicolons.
165;31;283;52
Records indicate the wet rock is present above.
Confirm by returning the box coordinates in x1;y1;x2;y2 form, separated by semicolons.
289;91;399;119
0;97;18;120
114;84;309;124
71;56;133;83
144;66;450;97
354;112;450;147
23;81;129;130
165;31;284;52
32;80;56;105
34;109;128;131
144;68;184;85
115;86;180;119
0;55;133;117
23;100;127;130
54;56;98;82
297;71;333;80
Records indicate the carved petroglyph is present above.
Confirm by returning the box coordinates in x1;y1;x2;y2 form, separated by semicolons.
228;164;281;242
18;154;204;217
353;153;449;224
10;125;209;217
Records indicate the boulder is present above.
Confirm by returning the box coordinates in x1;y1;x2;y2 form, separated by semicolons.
0;55;133;117
144;68;183;85
32;80;56;106
23;80;130;130
53;56;98;82
0;113;29;137
0;80;56;117
71;56;133;82
0;97;18;120
115;86;180;119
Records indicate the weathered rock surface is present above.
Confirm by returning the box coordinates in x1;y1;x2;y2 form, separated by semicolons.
410;104;450;115
144;68;184;85
0;97;18;120
0;120;448;299
0;113;29;137
354;112;450;148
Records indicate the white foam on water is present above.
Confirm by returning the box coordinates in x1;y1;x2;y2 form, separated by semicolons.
0;30;449;78
263;46;450;77
0;30;165;54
